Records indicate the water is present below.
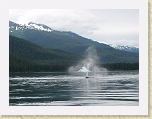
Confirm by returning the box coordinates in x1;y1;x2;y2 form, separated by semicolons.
9;71;139;106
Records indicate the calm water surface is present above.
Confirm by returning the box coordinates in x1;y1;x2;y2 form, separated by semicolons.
9;71;139;106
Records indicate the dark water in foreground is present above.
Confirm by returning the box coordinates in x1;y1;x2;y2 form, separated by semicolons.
9;71;139;106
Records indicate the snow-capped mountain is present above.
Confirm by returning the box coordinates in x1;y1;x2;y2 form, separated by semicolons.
9;21;111;48
9;21;139;53
110;45;139;53
9;21;53;32
9;21;139;63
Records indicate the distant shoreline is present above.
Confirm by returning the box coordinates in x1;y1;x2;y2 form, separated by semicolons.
9;70;139;74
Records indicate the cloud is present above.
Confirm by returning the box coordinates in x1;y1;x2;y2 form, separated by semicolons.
12;9;99;35
9;9;139;47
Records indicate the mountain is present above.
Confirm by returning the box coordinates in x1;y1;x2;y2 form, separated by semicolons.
9;21;52;33
110;45;139;53
9;35;82;72
9;21;139;63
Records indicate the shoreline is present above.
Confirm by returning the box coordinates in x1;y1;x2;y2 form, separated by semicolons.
9;70;139;74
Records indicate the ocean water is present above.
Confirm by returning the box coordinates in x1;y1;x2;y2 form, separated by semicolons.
9;71;139;106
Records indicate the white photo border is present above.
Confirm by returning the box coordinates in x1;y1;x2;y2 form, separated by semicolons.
0;0;148;115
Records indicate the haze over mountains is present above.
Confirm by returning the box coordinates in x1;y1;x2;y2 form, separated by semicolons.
9;21;139;64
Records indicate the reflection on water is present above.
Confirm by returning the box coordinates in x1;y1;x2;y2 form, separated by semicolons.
9;71;139;106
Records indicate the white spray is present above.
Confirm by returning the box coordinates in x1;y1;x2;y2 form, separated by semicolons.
68;46;107;77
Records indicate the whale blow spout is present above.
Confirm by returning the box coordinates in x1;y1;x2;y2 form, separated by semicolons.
78;66;90;78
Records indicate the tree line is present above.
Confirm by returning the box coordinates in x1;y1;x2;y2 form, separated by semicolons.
9;55;72;72
9;55;139;72
101;62;139;71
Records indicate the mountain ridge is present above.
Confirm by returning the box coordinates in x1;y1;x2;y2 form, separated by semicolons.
9;35;82;65
9;21;139;63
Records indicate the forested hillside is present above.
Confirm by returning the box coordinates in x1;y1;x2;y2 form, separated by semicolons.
9;35;82;63
9;21;139;72
9;21;139;63
9;54;72;72
9;35;82;72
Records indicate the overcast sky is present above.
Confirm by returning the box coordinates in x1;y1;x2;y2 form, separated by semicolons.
9;9;139;47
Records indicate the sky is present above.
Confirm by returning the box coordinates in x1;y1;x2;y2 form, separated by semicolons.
9;9;139;47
